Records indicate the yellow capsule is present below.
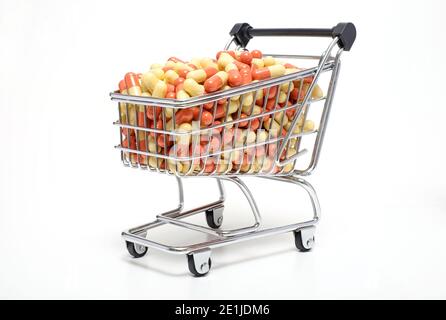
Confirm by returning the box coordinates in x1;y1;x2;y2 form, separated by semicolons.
252;58;264;68
176;123;192;145
274;111;288;126
176;89;190;100
278;91;287;104
225;62;238;72
200;57;218;70
164;69;179;84
165;61;176;68
151;68;165;80
217;52;235;70
150;63;163;70
142;72;159;93
190;58;202;69
183;78;205;97
148;136;157;153
242;92;254;107
269;64;286;78
303;120;315;132
263;56;276;67
152;80;167;98
186;69;207;83
264;118;281;132
311;84;324;99
228;100;240;114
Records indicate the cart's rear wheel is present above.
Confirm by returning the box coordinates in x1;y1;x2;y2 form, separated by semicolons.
187;250;212;277
294;227;316;252
126;241;148;258
205;207;223;229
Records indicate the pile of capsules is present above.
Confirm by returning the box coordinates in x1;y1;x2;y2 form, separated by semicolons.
117;49;323;175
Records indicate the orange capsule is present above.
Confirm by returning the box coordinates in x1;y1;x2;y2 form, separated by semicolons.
237;113;249;128
190;107;200;121
204;66;218;79
203;102;215;110
166;83;175;93
201;110;213;127
175;83;184;94
204;71;228;93
175;109;194;125
263;86;278;99
227;69;242;87
233;60;250;71
251;50;263;59
252;65;286;81
146;106;161;120
284;63;297;69
187;63;197;70
177;69;189;78
215;104;226;119
216;50;236;59
251;118;260;131
124;72;142;96
162;66;174;72
166;91;176;99
168;57;185;63
174;77;185;86
238;51;253;65
239;68;252;85
119;79;127;93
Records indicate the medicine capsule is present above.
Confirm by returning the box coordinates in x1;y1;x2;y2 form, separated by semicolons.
204;71;228;93
239;67;252;84
251;58;264;68
183;78;205;97
263;56;276;67
119;80;127;94
204;66;218;79
151;68;164;80
233;60;250;71
168;57;185;63
142;72;159;93
186;69;207;83
251;49;263;59
227;69;242;87
124;72;142;96
152;80;167;98
252;64;286;80
238;51;253;65
217;52;235;70
164;69;179;84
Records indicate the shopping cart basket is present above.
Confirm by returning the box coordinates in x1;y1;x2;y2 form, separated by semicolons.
110;22;356;276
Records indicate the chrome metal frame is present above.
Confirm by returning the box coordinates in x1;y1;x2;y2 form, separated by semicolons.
113;35;344;275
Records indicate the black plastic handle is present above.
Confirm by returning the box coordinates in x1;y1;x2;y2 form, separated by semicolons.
230;22;356;51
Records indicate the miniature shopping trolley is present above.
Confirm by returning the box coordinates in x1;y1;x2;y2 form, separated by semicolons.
110;22;356;276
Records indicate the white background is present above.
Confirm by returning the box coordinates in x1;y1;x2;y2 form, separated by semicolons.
1;0;445;299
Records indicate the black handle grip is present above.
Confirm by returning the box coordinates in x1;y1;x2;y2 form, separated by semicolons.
230;22;356;51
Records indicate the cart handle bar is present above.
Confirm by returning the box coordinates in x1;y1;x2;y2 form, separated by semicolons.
230;22;356;51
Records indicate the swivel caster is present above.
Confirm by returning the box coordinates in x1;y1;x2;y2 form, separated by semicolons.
187;249;212;277
205;207;224;229
126;241;148;258
294;226;316;252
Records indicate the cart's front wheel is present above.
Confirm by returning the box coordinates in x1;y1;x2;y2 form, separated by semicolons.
294;227;316;252
187;250;212;277
205;207;224;229
126;241;148;258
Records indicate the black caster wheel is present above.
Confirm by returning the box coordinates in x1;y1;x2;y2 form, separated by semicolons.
205;207;223;229
293;227;315;252
126;241;148;258
187;250;212;277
